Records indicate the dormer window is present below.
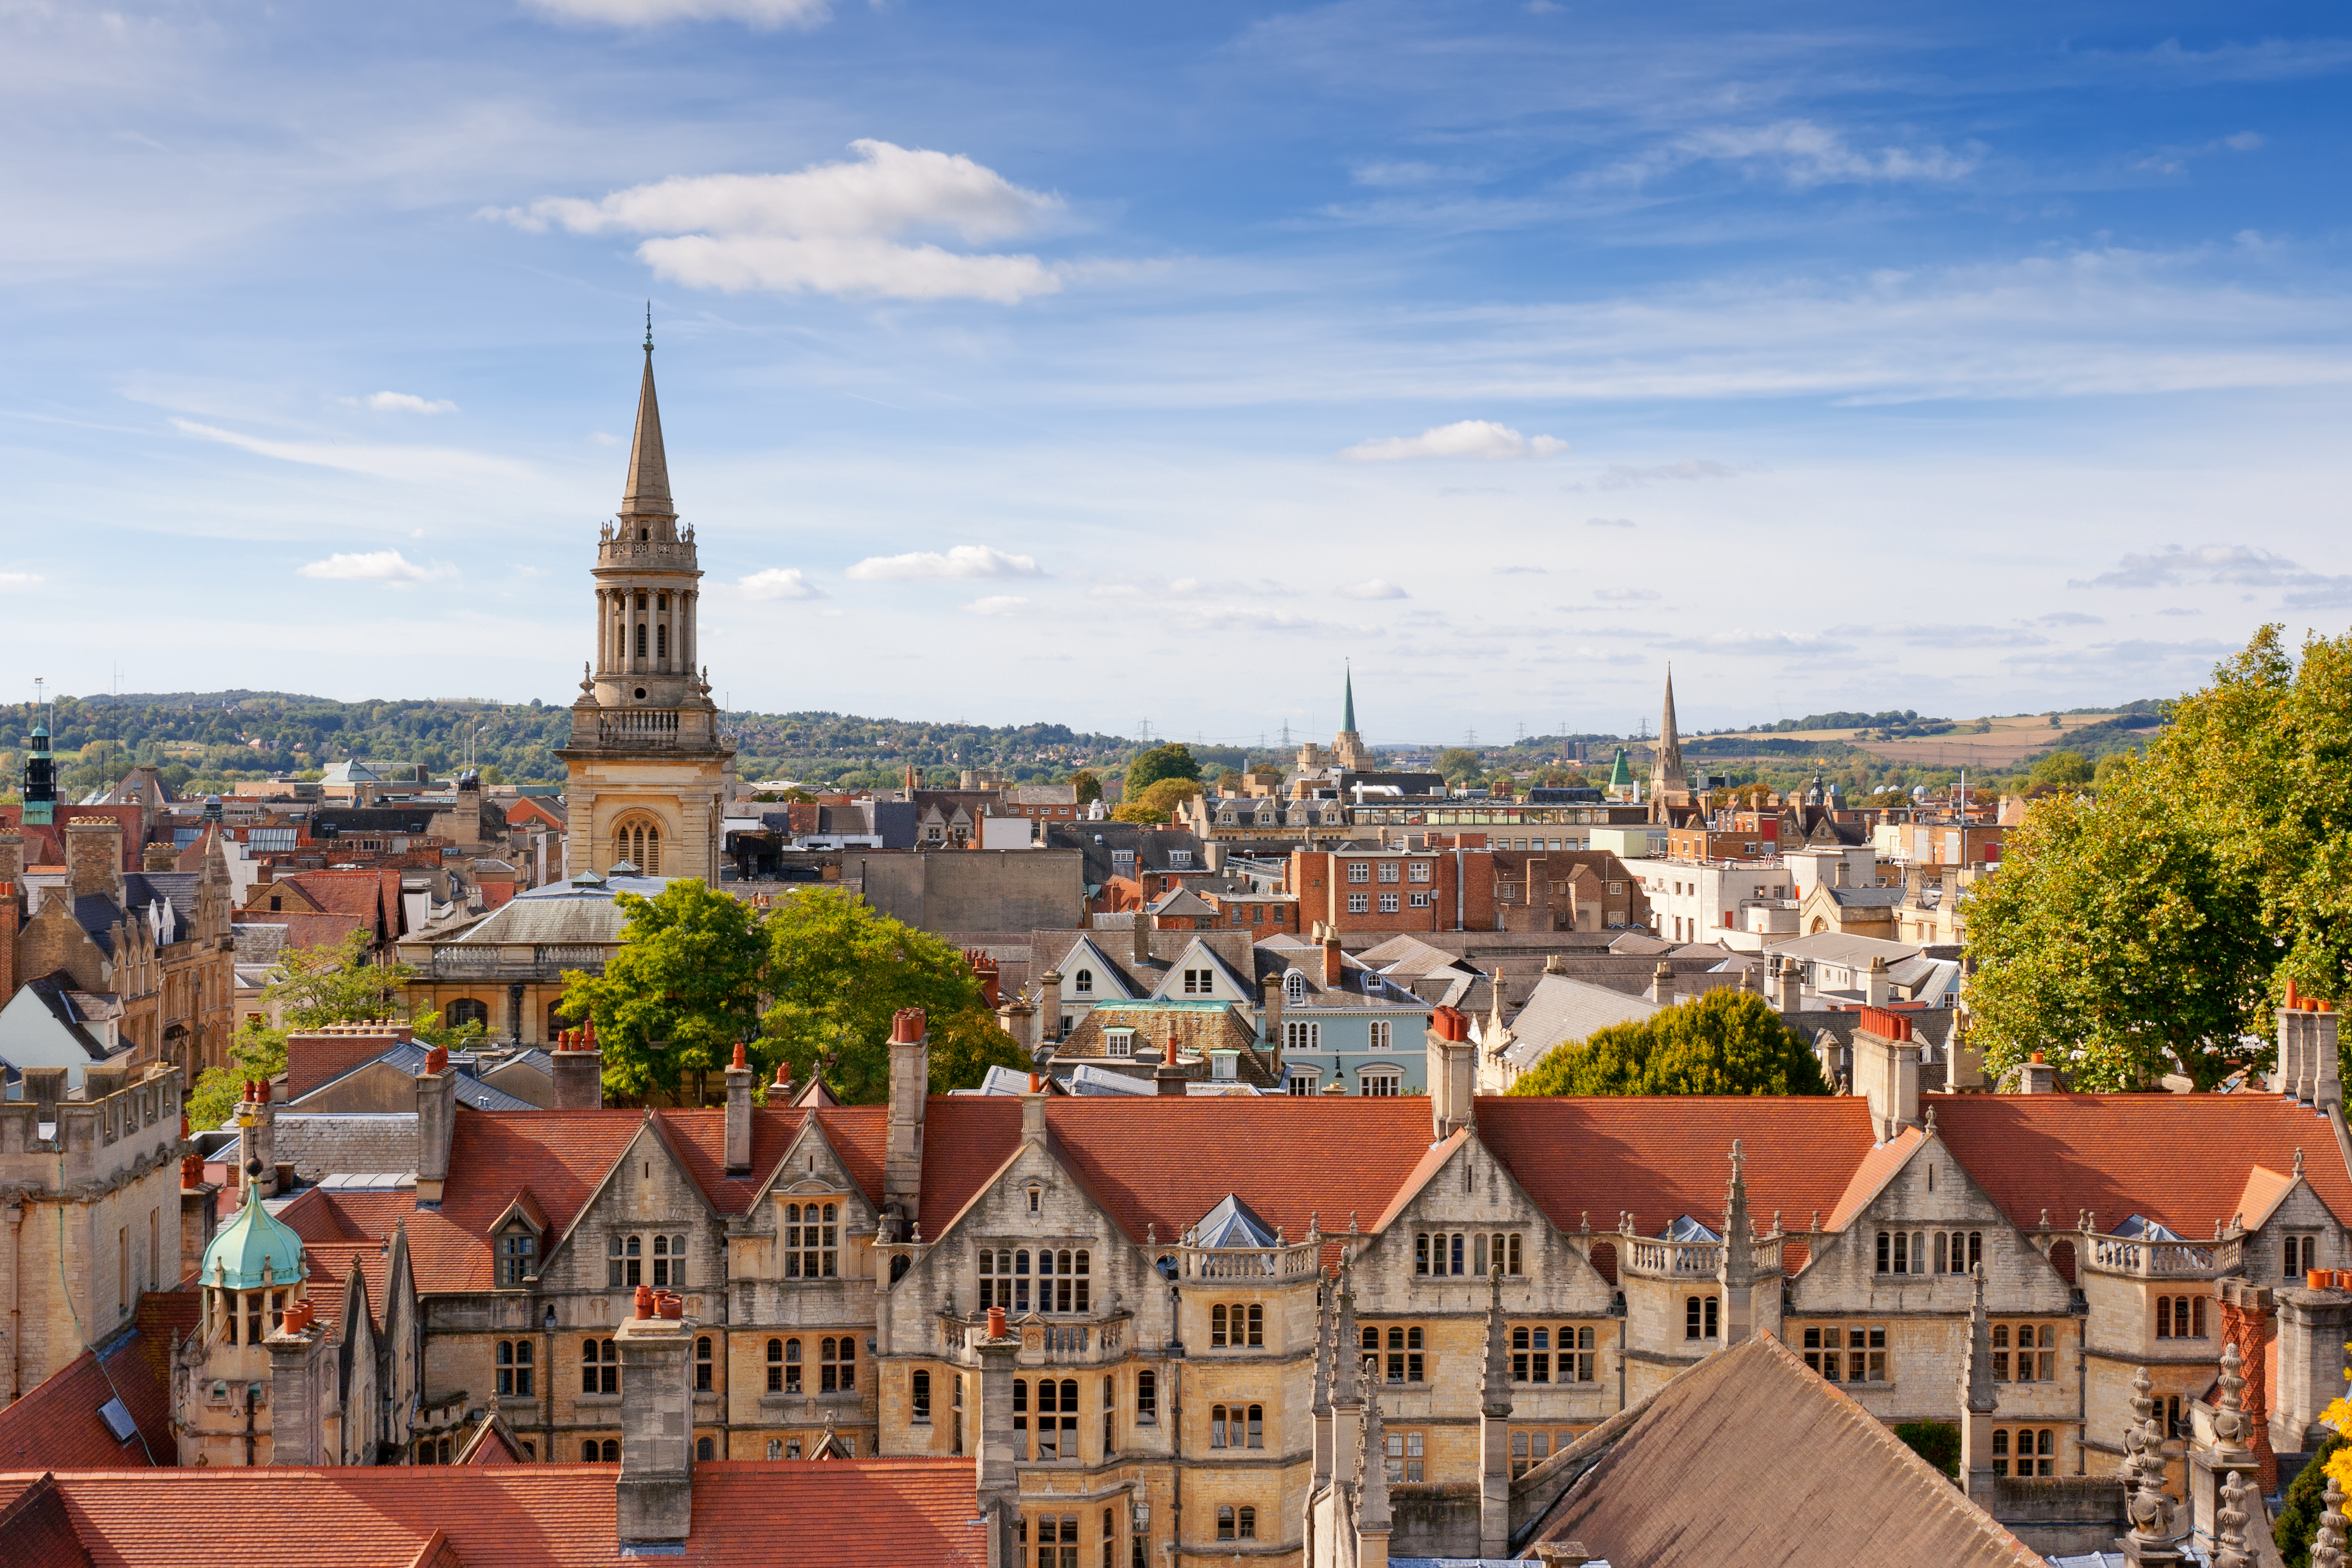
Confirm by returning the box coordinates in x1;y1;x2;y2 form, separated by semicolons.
1169;850;1193;869
498;1228;538;1287
1284;971;1306;1006
1105;1030;1135;1058
1073;969;1095;996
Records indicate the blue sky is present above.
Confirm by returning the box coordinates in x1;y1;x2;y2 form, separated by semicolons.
6;1;2351;745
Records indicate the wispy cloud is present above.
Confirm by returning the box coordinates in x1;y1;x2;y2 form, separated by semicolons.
297;550;455;588
1341;420;1567;462
846;544;1045;581
171;419;533;484
2067;543;2347;592
1336;579;1409;600
1594;587;1658;602
1494;565;1548;575
0;572;43;587
487;141;1067;302
737;567;826;600
348;391;457;415
1608;119;1981;191
966;595;1031;616
1593;459;1743;491
524;0;830;28
1584;516;1636;529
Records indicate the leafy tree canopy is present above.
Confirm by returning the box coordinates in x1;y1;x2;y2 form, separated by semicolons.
2028;749;2093;788
1508;990;1830;1097
1124;742;1202;794
1071;769;1103;805
558;879;767;1104
758;888;1028;1103
1434;747;1482;781
1964;625;2352;1090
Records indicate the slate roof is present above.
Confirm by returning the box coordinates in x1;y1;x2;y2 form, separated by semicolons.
0;1459;988;1566
16;973;118;1062
1527;1333;2044;1568
1494;974;1659;1068
292;1043;540;1112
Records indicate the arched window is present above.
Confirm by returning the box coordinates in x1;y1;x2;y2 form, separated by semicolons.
1210;1404;1229;1448
1217;1507;1236;1541
582;1440;599;1462
694;1335;713;1392
602;1439;620;1462
445;998;489;1029
546;999;570;1039
1073;969;1094;996
657;623;668;660
696;1436;713;1461
1285;971;1305;1005
1246;1405;1263;1448
820;1336;854;1392
1238;1507;1257;1540
636;623;648;659
613;819;663;876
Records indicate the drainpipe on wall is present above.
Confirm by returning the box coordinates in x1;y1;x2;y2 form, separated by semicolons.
8;1199;23;1401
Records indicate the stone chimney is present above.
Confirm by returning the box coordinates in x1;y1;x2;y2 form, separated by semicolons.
1478;1268;1513;1558
0;833;22;886
1775;953;1801;1012
724;1041;754;1175
1154;1050;1188;1096
885;1008;930;1222
141;840;177;873
0;883;16;1006
1864;955;1891;1007
414;1044;457;1208
1021;1081;1048;1142
1038;970;1064;1044
265;1296;336;1465
552;1024;604;1110
615;1285;694;1547
2017;1051;2059;1094
66;816;125;904
1261;972;1284;1065
2274;986;2342;1112
1647;961;1676;1007
976;1308;1022;1565
1427;1006;1475;1139
2274;1275;2352;1456
1322;928;1344;989
1130;905;1151;969
1851;1008;1920;1136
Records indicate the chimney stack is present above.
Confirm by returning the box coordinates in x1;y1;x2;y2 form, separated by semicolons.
414;1045;457;1208
66;816;125;905
976;1306;1021;1565
1321;927;1344;989
885;1008;930;1222
1864;955;1891;1007
1852;1007;1920;1134
1130;904;1151;968
2017;1051;2059;1094
1038;969;1064;1045
1427;1007;1475;1139
1649;961;1676;1007
614;1285;696;1547
552;1022;604;1110
1261;973;1285;1066
724;1041;754;1175
1775;954;1801;1012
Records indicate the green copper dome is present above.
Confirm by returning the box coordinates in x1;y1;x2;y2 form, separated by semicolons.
202;1177;307;1292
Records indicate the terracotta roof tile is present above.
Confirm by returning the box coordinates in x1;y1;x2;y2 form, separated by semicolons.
0;1474;94;1568
1477;1096;1880;1239
0;1290;191;1471
11;1459;987;1567
1825;1127;1925;1232
1926;1093;2352;1237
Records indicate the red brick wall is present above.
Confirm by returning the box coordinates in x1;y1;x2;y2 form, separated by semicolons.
286;1027;412;1100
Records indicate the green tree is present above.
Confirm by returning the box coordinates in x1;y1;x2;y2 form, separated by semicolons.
2028;749;2093;789
760;887;1028;1102
1071;769;1102;806
2276;1431;2346;1567
558;879;767;1105
1124;743;1201;794
1434;747;1482;782
1892;1422;1959;1479
2092;751;2133;793
1509;990;1831;1097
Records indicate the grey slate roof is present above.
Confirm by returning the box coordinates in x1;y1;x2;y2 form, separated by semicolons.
1497;974;1659;1069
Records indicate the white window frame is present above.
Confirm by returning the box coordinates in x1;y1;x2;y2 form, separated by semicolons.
1377;862;1400;883
1104;1030;1135;1058
1348;893;1370;914
1073;969;1095;996
1378;893;1400;913
1409;891;1431;909
1368;1020;1393;1051
1284;1020;1321;1052
1347;862;1372;884
1408;862;1432;883
1360;1070;1402;1098
1286;1069;1321;1096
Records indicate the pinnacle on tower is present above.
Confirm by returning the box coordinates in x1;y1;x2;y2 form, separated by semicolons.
622;314;675;520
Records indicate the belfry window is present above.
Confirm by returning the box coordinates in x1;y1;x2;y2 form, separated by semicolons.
635;623;648;659
657;623;668;659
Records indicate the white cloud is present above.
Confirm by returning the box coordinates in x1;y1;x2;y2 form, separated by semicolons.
1594;587;1659;602
0;572;42;587
1494;565;1547;575
171;419;533;484
966;595;1031;617
296;550;455;589
1585;516;1636;529
1337;579;1409;600
488;140;1066;303
523;0;830;27
1341;420;1567;462
846;544;1044;582
1611;119;1981;191
737;568;826;600
352;391;456;415
2068;544;2352;595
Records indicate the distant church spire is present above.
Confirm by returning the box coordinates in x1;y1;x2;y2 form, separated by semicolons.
622;307;675;520
1650;663;1688;802
1343;663;1357;735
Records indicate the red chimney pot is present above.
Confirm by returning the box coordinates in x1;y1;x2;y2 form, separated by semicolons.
891;1008;927;1044
732;1041;748;1070
987;1306;1007;1340
634;1284;655;1319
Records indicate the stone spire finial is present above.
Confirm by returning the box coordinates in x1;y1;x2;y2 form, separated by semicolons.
2212;1341;2250;1454
1482;1265;1512;1419
621;321;675;520
2122;1366;2177;1547
1719;1139;1754;1289
2317;1474;2349;1568
1962;1263;1996;1414
2212;1467;2253;1568
1333;1259;1362;1407
1311;1273;1334;1417
1358;1378;1392;1534
2298;1146;2308;1179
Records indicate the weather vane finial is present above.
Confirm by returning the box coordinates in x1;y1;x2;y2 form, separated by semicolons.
644;302;653;353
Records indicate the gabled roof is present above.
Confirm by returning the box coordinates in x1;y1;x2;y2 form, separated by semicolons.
2236;1165;2298;1232
1192;1192;1281;1249
1823;1126;1925;1232
1528;1333;2045;1568
1927;1093;2352;1235
1496;974;1658;1068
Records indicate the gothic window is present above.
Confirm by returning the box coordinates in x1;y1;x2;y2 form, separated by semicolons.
581;1338;618;1395
913;1368;931;1423
612;819;663;876
651;1233;687;1288
785;1203;838;1278
608;1234;641;1288
694;1335;713;1392
496;1339;533;1397
1136;1370;1157;1423
820;1335;854;1392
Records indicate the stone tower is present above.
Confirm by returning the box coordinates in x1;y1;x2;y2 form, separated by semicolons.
558;321;735;882
1332;664;1372;771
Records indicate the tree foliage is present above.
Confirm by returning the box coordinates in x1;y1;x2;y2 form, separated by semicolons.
1892;1421;1959;1479
558;879;767;1104
1071;769;1103;806
1434;747;1482;782
758;888;1028;1103
1508;990;1831;1097
1964;625;2352;1090
188;930;482;1127
1124;742;1202;794
2277;1431;2346;1568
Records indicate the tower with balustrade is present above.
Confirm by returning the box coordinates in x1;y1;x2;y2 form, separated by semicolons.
558;324;734;883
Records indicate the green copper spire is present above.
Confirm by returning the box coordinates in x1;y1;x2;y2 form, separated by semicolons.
1342;663;1357;733
1608;746;1632;792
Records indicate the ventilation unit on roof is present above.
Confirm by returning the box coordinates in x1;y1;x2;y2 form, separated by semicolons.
98;1397;137;1442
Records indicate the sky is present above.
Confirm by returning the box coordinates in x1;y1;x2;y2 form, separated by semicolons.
6;0;2352;746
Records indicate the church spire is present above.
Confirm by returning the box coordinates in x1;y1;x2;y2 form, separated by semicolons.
1343;663;1357;735
1649;663;1689;809
622;307;675;520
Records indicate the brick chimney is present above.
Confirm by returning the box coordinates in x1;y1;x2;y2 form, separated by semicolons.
552;1023;604;1110
1321;928;1343;989
66;816;125;904
0;883;16;1004
1262;972;1285;1069
2219;1280;2279;1492
615;1285;695;1547
885;1008;930;1223
724;1041;754;1175
1852;1007;1920;1134
414;1045;457;1208
0;833;21;886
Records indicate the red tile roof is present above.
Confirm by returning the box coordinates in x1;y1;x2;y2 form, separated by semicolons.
0;1292;191;1471
1825;1127;1925;1233
10;1459;987;1566
1927;1093;2352;1237
0;1474;94;1568
1477;1096;1883;1239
